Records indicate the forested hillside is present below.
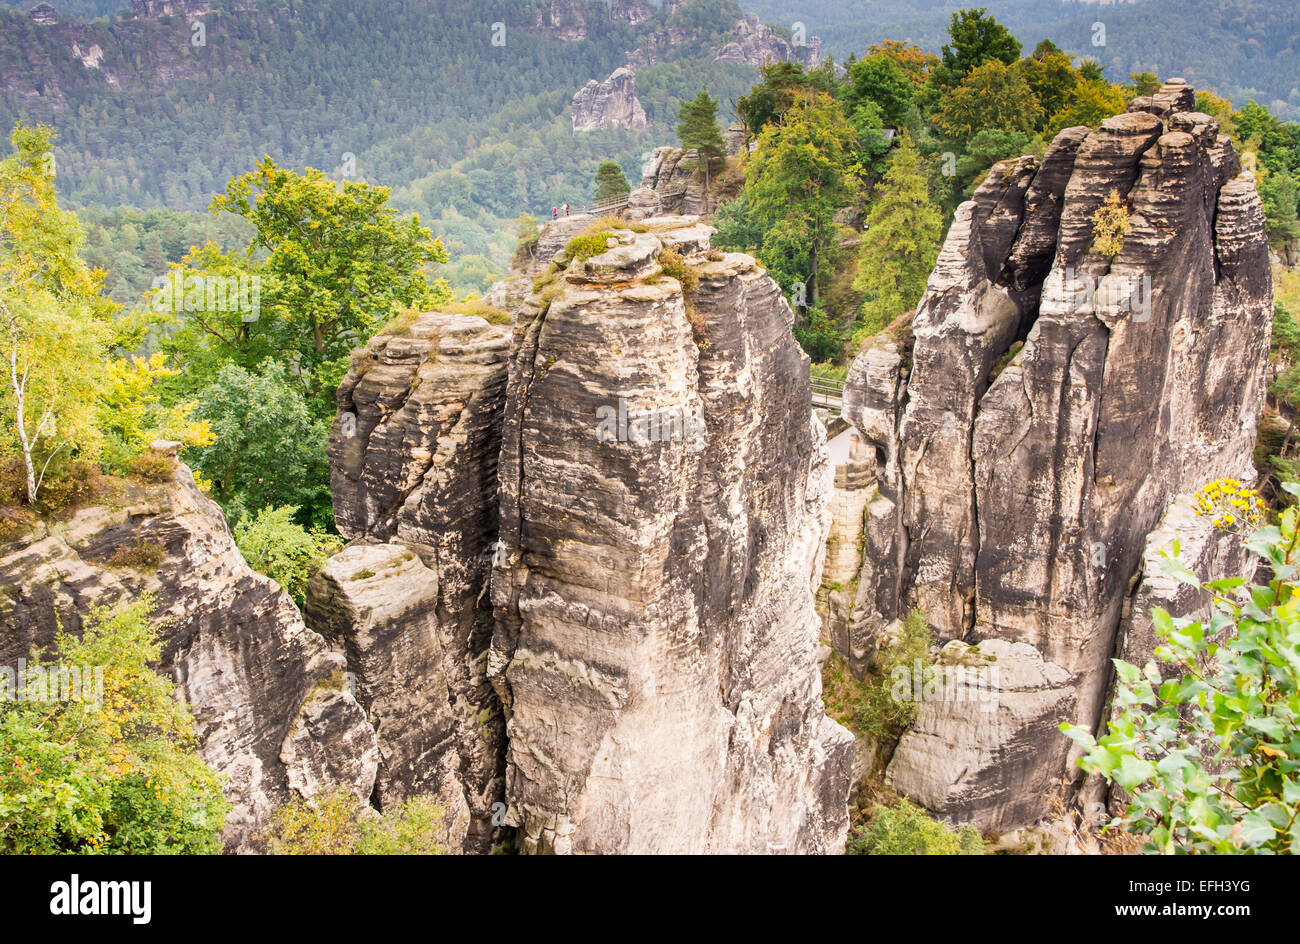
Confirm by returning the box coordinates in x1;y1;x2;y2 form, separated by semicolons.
0;0;762;292
711;21;1300;370
743;0;1300;121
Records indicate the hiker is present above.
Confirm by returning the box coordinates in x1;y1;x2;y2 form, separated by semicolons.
563;203;570;217
552;206;558;220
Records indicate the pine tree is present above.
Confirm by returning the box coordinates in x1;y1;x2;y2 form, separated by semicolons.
853;135;942;341
676;88;726;191
593;160;631;206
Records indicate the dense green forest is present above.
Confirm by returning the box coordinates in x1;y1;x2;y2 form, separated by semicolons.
709;15;1300;367
4;0;1296;302
744;0;1300;121
0;0;767;292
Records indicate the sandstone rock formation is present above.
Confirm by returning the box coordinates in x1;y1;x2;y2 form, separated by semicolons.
628;146;720;218
571;67;649;132
715;14;822;69
839;80;1273;830
320;310;512;851
815;428;875;667
487;215;854;853
532;0;591;42
304;544;475;848
28;2;58;25
609;0;655;26
131;0;213;18
0;456;376;850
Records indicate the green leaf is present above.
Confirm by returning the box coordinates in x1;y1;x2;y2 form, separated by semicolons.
1113;754;1157;791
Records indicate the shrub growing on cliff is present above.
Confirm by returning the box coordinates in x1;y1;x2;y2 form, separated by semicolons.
264;787;444;855
848;800;983;855
512;213;540;267
1091;188;1130;257
234;504;342;606
564;232;614;262
0;595;229;854
821;609;934;747
1063;483;1300;854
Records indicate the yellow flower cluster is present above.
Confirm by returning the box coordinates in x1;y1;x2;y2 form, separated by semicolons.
1193;478;1263;531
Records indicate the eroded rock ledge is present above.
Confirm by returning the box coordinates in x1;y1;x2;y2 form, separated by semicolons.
0;463;376;851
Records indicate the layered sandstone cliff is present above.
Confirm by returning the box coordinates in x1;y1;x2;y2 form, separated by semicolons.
313;311;512;851
571;67;649;132
714;14;822;70
627;146;726;219
487;217;854;852
838;79;1273;830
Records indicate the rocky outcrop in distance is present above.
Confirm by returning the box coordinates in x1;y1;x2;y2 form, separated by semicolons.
131;0;219;18
836;79;1273;831
622;11;821;72
715;14;822;70
571;67;650;132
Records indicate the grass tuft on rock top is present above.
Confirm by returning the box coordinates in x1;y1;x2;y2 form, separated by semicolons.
821;608;933;747
564;232;614;262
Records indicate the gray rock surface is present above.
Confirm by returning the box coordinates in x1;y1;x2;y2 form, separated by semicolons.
714;14;822;69
571;67;649;132
304;544;475;849
488;216;854;853
840;81;1273;829
886;639;1076;831
633;146;719;218
323;309;512;851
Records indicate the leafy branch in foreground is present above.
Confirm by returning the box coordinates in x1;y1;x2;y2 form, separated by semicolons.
1063;480;1300;854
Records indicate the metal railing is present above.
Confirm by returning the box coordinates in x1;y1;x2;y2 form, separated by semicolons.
811;376;846;397
811;376;846;412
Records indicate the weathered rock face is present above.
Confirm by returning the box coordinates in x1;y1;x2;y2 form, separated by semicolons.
304;544;474;849
608;0;655;26
886;639;1077;831
630;146;719;218
571;67;649;132
532;0;591;42
28;2;59;25
841;80;1273;829
715;14;822;69
0;462;376;851
322;310;511;851
621;13;821;73
487;216;854;853
131;0;213;18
